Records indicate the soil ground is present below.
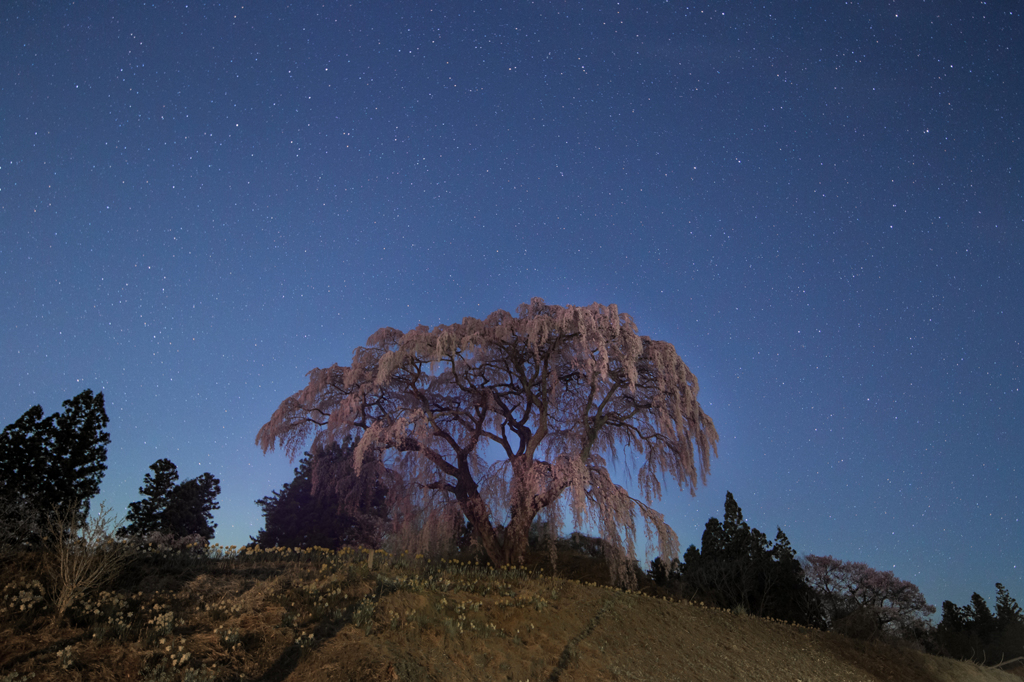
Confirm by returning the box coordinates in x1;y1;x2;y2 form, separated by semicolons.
1;547;1019;682
289;577;1020;682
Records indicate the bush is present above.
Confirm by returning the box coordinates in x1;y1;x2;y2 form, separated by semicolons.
43;502;134;622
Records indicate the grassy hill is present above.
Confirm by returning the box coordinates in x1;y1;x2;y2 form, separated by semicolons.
1;544;1019;682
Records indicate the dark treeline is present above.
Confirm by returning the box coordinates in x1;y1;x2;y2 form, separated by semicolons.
645;491;1021;666
252;444;1023;668
3;391;1019;670
1;389;221;551
937;583;1024;665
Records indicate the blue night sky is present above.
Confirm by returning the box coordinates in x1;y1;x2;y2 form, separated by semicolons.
1;1;1020;613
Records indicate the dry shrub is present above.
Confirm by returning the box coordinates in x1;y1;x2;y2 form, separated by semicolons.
43;502;134;622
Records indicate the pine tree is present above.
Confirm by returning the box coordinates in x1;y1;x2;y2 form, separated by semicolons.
0;390;110;533
121;459;179;537
970;592;997;642
120;460;221;541
937;585;1024;663
683;492;819;625
165;473;221;540
994;583;1023;630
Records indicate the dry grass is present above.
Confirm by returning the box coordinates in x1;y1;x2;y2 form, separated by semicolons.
0;543;1017;682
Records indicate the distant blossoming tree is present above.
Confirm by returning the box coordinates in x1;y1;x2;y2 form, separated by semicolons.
256;299;718;585
803;554;936;639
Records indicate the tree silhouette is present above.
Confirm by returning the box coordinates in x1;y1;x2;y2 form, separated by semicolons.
120;459;221;541
995;583;1023;631
253;439;388;549
257;299;718;585
938;585;1024;663
803;554;935;639
121;458;179;537
0;389;110;530
164;473;221;540
682;492;818;624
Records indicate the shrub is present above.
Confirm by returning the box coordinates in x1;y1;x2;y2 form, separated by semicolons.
43;502;134;622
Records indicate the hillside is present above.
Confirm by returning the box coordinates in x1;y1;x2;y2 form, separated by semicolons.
0;546;1018;682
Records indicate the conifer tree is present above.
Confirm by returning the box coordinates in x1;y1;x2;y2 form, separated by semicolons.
683;492;819;625
938;585;1024;663
121;459;179;537
0;389;110;530
164;473;221;540
120;459;221;541
995;583;1023;630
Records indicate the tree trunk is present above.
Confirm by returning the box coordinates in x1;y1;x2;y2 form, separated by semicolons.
500;503;534;566
456;482;504;567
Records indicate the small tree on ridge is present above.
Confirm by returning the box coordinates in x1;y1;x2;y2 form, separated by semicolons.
120;459;221;541
257;299;718;585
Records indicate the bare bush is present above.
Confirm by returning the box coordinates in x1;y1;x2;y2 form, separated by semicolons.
43;501;135;622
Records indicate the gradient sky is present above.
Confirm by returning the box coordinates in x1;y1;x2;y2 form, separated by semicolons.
2;1;1020;614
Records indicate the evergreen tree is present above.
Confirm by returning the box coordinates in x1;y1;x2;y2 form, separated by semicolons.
682;492;820;625
940;600;968;631
994;583;1022;630
164;473;221;540
120;459;221;541
121;459;179;537
937;585;1024;663
0;390;110;530
253;439;388;549
970;592;997;642
648;555;683;587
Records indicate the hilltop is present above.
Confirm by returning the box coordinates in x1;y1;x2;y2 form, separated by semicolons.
0;545;1018;681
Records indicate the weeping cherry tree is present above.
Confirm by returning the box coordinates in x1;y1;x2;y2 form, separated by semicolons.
256;298;718;586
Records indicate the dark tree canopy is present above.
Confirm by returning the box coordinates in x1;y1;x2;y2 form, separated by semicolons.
165;473;221;540
938;585;1024;663
803;554;936;640
258;299;718;585
120;459;221;541
253;439;388;550
121;458;179;538
682;492;819;625
0;389;110;524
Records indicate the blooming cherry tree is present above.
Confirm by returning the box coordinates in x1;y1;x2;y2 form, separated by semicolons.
803;554;936;638
257;299;718;584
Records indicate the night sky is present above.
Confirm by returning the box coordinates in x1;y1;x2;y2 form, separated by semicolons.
2;1;1020;614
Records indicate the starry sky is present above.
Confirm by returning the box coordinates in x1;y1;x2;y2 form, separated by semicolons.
1;1;1020;614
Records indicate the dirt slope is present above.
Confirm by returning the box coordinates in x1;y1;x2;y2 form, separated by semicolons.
289;579;1015;682
2;549;1017;682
